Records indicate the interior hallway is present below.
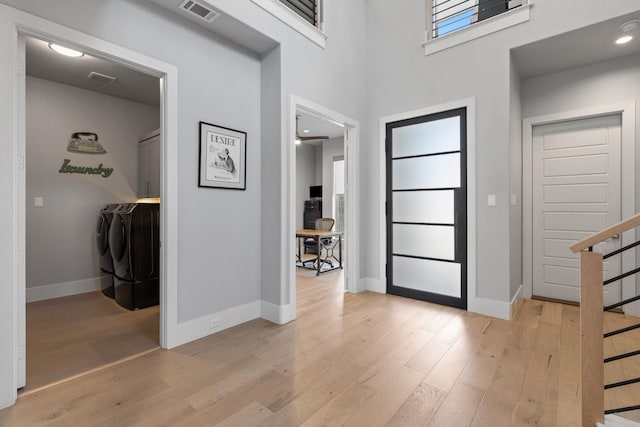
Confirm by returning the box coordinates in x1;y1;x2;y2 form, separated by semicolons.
1;270;639;426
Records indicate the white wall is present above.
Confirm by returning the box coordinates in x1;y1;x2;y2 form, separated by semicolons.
322;137;344;219
509;58;523;300
0;0;368;408
365;0;640;312
0;0;270;407
521;54;640;298
25;76;159;295
521;54;640;209
295;143;317;228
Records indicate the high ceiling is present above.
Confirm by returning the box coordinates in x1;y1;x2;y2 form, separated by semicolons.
26;36;160;106
512;12;640;79
26;3;640;136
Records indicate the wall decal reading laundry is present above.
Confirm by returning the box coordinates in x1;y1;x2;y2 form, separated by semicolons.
67;132;107;154
58;159;113;177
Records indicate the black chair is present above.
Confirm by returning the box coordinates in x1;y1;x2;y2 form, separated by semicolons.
303;218;335;267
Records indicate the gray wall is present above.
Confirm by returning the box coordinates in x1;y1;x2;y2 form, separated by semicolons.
25;76;159;290
365;0;640;305
1;0;264;324
521;54;640;296
322;137;344;219
509;58;523;300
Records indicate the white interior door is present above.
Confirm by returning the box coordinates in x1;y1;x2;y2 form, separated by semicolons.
532;114;622;306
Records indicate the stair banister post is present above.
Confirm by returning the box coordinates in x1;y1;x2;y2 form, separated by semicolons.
580;250;604;426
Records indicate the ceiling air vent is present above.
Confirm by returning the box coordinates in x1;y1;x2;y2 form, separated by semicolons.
87;71;117;85
179;0;220;22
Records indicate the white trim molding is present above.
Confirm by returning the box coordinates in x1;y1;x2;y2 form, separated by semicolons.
424;2;532;56
287;95;361;320
1;3;180;409
378;98;487;316
260;300;295;324
172;301;260;348
510;284;524;319
362;276;385;294
522;102;636;313
26;278;102;303
251;0;327;48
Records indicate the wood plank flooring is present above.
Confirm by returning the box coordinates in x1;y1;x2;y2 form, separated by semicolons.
24;291;159;392
1;271;639;426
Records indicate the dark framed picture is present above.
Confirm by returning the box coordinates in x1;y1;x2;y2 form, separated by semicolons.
198;121;247;190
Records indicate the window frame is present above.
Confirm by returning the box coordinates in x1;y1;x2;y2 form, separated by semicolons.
251;0;327;48
424;0;532;56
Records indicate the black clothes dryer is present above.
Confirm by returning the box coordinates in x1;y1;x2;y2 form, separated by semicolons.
109;202;160;310
96;203;120;298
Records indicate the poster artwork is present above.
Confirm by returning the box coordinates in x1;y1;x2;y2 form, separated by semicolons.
206;131;240;183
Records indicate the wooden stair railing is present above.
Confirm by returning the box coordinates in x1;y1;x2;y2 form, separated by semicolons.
570;212;640;426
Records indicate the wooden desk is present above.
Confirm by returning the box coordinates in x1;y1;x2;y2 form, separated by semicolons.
296;229;343;275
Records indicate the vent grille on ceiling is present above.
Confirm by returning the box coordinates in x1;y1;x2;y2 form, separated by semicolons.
179;0;220;22
87;71;117;85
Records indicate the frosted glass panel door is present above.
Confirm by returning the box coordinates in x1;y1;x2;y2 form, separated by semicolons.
386;108;467;309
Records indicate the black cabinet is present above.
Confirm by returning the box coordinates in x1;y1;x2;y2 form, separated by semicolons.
303;200;322;229
303;200;322;253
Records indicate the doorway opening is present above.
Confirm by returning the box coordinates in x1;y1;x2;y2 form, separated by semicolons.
16;31;173;394
294;110;347;295
288;96;360;321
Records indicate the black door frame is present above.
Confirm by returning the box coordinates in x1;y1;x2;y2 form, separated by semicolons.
386;107;467;309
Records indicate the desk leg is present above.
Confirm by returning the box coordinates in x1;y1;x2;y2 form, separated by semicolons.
297;237;301;263
316;236;321;276
339;235;343;269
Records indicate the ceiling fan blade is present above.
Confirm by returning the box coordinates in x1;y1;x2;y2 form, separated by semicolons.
300;135;329;141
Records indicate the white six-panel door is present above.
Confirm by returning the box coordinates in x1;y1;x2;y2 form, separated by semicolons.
532;114;622;306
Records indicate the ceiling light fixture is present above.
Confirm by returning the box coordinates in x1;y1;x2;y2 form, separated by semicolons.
616;19;639;45
303;129;310;133
616;35;633;44
48;43;84;57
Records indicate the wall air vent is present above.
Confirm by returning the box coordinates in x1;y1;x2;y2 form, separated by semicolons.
179;0;220;22
87;71;117;85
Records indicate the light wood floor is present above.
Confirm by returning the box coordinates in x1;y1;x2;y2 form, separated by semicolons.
24;291;159;392
1;271;639;426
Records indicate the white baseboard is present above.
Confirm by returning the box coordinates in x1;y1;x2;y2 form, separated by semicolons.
172;301;260;348
361;276;512;320
260;301;295;324
26;277;102;302
361;276;385;293
468;295;511;320
510;284;524;320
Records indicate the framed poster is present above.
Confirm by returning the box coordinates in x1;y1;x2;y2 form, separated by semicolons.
198;121;247;190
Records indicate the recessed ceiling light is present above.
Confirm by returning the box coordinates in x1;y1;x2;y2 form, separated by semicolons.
303;129;310;133
48;43;84;57
616;35;633;45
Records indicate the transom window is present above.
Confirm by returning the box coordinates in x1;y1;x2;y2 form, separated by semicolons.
279;0;320;27
430;0;524;39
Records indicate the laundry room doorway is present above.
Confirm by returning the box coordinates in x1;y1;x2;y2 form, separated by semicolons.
15;29;177;394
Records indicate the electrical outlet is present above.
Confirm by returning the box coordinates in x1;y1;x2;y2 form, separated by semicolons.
209;316;222;330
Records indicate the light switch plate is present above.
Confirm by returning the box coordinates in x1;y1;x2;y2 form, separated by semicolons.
34;197;44;207
510;194;517;206
488;194;496;207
